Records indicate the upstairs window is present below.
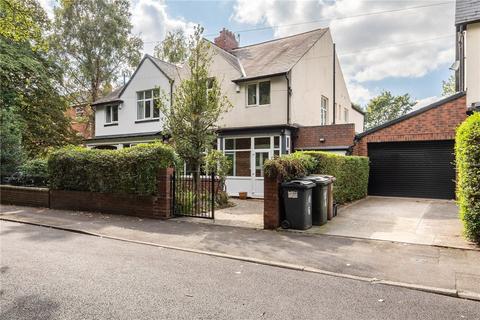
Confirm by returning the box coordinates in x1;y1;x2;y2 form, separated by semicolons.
320;96;328;125
344;108;349;122
105;105;118;124
246;81;270;106
137;89;160;120
207;77;215;96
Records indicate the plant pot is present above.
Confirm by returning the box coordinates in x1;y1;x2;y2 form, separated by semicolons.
238;192;248;200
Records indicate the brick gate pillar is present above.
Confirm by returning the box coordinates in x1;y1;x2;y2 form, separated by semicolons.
264;175;282;229
154;167;174;219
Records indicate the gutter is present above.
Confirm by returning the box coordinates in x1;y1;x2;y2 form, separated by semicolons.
285;73;291;125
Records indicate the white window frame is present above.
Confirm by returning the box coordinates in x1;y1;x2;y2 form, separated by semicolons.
246;80;271;107
344;107;349;123
105;105;118;124
136;89;160;121
320;96;328;125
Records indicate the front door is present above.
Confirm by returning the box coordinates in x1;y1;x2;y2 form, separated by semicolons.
252;151;270;197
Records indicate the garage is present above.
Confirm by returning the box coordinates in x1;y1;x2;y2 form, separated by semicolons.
353;92;467;200
367;140;455;199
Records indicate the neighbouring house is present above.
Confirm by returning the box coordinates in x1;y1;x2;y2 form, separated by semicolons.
86;27;363;197
455;0;480;113
66;103;92;139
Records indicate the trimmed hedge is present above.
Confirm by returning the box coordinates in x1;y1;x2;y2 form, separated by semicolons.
265;151;369;204
48;142;178;195
455;113;480;243
17;158;49;187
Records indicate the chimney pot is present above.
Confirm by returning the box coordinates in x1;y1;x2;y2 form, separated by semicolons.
214;28;239;52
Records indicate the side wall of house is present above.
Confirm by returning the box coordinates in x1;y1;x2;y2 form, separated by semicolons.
353;95;467;156
290;30;362;132
466;22;480;107
209;48;289;128
95;58;170;137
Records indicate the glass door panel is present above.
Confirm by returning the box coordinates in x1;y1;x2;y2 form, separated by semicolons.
254;152;269;177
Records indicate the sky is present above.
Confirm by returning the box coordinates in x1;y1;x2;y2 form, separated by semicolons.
39;0;457;107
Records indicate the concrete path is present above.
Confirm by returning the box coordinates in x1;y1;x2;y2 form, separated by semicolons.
1;204;480;300
3;221;480;320
176;198;263;229
305;196;475;250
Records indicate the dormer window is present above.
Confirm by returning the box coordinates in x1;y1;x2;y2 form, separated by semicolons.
246;80;270;107
137;89;160;120
105;105;118;124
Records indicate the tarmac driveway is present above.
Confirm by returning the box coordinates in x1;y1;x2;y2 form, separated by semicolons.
306;196;476;249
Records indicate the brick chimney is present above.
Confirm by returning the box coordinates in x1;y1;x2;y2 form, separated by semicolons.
214;28;239;52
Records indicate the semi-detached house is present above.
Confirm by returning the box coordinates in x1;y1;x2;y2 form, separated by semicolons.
87;28;364;198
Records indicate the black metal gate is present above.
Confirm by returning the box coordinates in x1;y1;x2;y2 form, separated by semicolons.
170;170;215;219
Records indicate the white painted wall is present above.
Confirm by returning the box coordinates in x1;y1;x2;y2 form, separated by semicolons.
94;58;170;137
208;47;288;128
466;22;480;107
290;29;363;132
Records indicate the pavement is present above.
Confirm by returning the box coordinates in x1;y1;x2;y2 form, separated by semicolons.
1;204;480;301
176;198;264;229
306;196;476;250
2;220;480;320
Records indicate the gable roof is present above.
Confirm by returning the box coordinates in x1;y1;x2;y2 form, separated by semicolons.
211;28;328;82
356;92;466;138
456;0;480;25
91;55;178;106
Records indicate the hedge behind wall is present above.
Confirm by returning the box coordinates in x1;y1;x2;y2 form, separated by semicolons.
455;113;480;243
48;142;178;196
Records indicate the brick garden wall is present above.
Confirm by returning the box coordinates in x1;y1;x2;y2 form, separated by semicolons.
0;185;50;208
353;95;467;156
295;124;355;150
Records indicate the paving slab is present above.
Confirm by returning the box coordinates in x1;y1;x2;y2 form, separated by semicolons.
1;204;480;298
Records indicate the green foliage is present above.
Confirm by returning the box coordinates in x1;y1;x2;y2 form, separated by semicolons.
264;153;315;181
265;151;369;204
0;108;26;176
154;29;188;63
161;25;231;174
364;91;415;130
455;113;480;243
203;150;232;206
48;142;178;195
52;0;143;130
0;0;50;50
17;157;49;186
442;74;456;97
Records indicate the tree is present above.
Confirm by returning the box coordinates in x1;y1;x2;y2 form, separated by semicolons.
0;0;79;156
0;108;25;177
364;91;415;129
204;150;232;206
52;0;143;133
154;29;188;64
162;25;231;206
442;74;456;96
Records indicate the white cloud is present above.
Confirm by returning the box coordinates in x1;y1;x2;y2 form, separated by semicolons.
232;0;456;102
131;0;196;55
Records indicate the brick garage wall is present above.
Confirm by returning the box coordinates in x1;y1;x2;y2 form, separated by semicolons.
353;95;467;156
0;185;50;207
294;124;355;150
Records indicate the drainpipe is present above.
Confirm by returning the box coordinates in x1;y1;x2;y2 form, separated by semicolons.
169;80;174;107
285;73;291;125
332;43;336;124
456;25;465;92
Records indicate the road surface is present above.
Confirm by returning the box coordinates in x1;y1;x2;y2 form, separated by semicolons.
1;221;479;319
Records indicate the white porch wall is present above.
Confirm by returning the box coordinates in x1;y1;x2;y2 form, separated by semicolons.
466;22;480;107
95;58;170;137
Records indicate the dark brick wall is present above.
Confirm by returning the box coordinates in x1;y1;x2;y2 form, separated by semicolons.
294;124;356;150
264;176;282;229
353;95;467;156
1;185;50;208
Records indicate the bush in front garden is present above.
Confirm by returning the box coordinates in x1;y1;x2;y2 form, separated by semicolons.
265;151;369;204
302;151;369;204
48;142;178;195
455;113;480;243
17;158;49;187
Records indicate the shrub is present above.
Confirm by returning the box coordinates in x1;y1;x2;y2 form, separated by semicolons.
455;113;480;243
302;151;369;204
17;158;49;187
264;153;315;181
48;142;178;195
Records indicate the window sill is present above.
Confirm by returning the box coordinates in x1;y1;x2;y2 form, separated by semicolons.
104;123;118;127
246;104;270;108
135;118;160;123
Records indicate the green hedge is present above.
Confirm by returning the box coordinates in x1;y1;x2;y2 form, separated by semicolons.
48;142;178;195
18;158;49;187
455;113;480;243
265;151;369;204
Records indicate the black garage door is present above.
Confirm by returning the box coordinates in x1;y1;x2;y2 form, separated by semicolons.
368;140;455;199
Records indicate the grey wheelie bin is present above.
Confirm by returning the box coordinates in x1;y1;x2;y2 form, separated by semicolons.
301;176;329;226
312;175;335;220
281;180;315;230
